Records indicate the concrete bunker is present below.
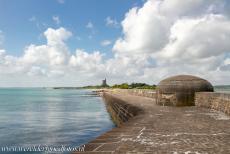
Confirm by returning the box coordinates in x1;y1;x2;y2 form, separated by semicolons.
156;75;214;106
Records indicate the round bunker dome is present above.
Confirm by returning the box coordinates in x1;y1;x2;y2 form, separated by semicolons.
156;75;214;106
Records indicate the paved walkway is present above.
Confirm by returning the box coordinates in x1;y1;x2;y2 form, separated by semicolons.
74;93;230;154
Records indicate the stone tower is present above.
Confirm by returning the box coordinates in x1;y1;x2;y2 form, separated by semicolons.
101;78;108;87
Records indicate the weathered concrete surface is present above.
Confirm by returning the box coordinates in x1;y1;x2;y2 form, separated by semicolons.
156;75;214;106
110;89;156;99
74;92;230;154
196;92;230;115
103;92;143;126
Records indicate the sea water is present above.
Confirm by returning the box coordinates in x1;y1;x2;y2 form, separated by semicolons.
214;85;230;93
0;88;115;153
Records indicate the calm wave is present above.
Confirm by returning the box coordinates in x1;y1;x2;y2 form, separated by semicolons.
0;88;115;153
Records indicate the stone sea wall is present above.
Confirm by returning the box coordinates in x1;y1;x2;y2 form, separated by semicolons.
110;89;156;98
195;92;230;115
103;89;230;116
75;90;230;153
102;92;143;126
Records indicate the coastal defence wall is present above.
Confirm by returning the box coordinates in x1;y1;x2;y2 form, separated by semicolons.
195;92;230;115
102;92;143;126
110;89;156;98
74;90;230;153
106;89;230;116
75;91;230;153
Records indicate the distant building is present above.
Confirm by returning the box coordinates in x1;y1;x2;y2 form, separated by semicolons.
101;78;108;87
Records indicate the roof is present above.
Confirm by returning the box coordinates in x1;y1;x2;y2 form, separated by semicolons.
157;75;214;93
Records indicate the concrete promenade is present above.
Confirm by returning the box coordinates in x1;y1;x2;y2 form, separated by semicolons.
74;92;230;154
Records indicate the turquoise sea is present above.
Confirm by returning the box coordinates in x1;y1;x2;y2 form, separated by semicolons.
0;86;229;153
214;85;230;93
0;88;115;153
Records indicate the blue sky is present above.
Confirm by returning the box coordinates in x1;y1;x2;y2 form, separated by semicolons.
0;0;229;87
0;0;144;57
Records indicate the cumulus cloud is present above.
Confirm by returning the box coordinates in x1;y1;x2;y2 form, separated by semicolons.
159;0;219;17
44;27;71;46
27;66;46;76
113;1;170;54
1;0;230;86
20;27;72;77
101;40;112;46
158;14;230;65
0;49;20;75
105;17;119;28
112;0;230;84
220;58;230;71
69;49;104;72
18;28;71;77
0;27;106;86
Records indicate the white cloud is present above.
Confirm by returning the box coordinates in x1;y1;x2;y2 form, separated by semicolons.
21;27;72;68
52;16;61;25
158;14;230;64
112;0;230;84
0;49;20;74
224;58;230;65
15;28;72;76
44;27;72;46
69;49;104;72
159;0;216;17
105;17;119;28
86;22;94;29
1;0;230;86
101;40;112;46
113;1;170;54
0;27;106;86
27;66;46;76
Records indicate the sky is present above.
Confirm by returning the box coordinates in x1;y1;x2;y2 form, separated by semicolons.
0;0;230;87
